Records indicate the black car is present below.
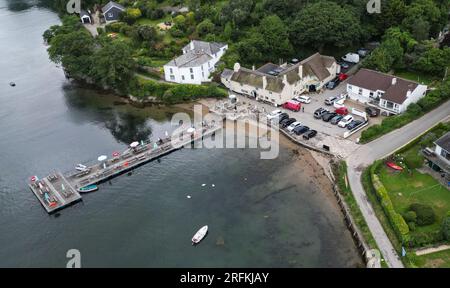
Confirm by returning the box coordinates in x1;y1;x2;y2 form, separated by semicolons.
365;107;379;117
277;113;289;123
281;118;296;128
293;125;310;135
314;108;329;119
322;112;337;122
331;115;343;125
326;77;340;89
303;130;317;140
347;120;363;130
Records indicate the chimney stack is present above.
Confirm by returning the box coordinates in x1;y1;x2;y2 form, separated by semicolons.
190;41;194;50
233;63;241;73
392;77;397;85
252;65;255;71
406;90;411;98
263;76;267;89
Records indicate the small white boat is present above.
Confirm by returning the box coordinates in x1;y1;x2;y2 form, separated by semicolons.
192;225;208;245
77;184;98;193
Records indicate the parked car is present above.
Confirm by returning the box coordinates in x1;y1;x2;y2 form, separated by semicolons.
335;107;349;115
303;130;317;140
293;95;311;104
365;106;379;117
357;48;369;57
326;77;340;89
338;115;354;128
338;73;348;81
314;108;329;119
293;125;310;135
342;53;360;63
347;120;364;130
287;121;302;132
322;112;337;122
338;62;350;69
325;96;338;106
331;115;343;125
266;109;282;120
281;118;296;128
282;100;301;112
277;113;289;124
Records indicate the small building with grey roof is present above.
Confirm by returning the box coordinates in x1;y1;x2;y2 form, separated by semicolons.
102;1;125;23
164;40;228;85
221;53;339;106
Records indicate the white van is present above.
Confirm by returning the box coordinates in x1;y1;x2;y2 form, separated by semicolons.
342;53;360;64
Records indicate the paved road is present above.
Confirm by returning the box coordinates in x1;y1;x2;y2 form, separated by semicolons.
346;100;450;268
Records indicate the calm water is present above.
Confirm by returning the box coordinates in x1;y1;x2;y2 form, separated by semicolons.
0;1;362;267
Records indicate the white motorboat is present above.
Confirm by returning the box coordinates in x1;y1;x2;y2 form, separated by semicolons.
192;225;208;245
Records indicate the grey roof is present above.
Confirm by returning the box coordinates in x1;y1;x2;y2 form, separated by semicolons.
80;10;90;18
166;52;213;68
102;1;125;13
182;40;227;56
221;68;234;80
348;69;419;104
435;132;450;152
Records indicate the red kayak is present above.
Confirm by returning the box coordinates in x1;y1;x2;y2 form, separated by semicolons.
386;162;403;171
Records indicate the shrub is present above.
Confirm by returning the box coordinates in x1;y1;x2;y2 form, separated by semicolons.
409;203;436;226
403;211;417;223
408;222;416;231
442;213;450;241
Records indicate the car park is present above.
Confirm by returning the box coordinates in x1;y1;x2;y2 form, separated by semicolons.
281;118;296;128
347;120;364;130
335;107;349;115
314;108;329;119
266;110;282;120
282;100;301;112
293;125;310;135
365;106;379;117
322;112;337;122
338;115;354;128
303;130;317;140
325;96;337;106
287;121;302;132
293;95;311;104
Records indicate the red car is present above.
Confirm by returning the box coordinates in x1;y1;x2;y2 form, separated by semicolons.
282;100;301;112
338;73;348;81
335;106;349;115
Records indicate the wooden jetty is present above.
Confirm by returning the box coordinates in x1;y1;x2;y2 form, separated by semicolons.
29;122;222;213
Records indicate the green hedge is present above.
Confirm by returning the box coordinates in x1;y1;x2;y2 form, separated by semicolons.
371;162;410;243
130;78;227;104
360;79;450;143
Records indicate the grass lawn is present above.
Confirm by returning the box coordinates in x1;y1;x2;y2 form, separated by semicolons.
394;70;441;86
415;249;450;268
379;166;450;235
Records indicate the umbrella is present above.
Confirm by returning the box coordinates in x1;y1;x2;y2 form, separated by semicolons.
98;155;107;162
112;151;120;157
130;141;139;148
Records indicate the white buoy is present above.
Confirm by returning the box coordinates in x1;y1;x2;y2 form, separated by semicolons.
212;184;215;187
187;195;191;199
201;184;206;187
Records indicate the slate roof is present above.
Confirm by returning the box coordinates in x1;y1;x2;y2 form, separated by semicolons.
166;52;213;68
435;132;450;152
102;1;125;13
182;40;227;56
348;69;419;104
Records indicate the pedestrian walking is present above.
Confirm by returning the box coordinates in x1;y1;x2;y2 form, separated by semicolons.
302;107;305;113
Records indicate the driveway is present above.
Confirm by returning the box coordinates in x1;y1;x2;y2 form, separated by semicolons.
346;100;450;268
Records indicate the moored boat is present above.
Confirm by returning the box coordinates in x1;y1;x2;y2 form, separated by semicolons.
77;184;99;193
192;225;208;245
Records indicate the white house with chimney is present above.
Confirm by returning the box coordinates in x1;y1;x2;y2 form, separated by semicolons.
221;53;339;106
163;40;228;85
346;69;428;115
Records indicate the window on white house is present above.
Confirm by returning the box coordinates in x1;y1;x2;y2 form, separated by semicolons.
441;149;450;161
170;75;175;80
191;74;194;80
369;92;374;97
201;65;204;71
170;68;173;74
182;75;185;80
202;72;204;78
348;85;352;90
190;68;193;73
358;88;363;95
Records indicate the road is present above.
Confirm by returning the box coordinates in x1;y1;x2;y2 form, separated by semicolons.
346;100;450;268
